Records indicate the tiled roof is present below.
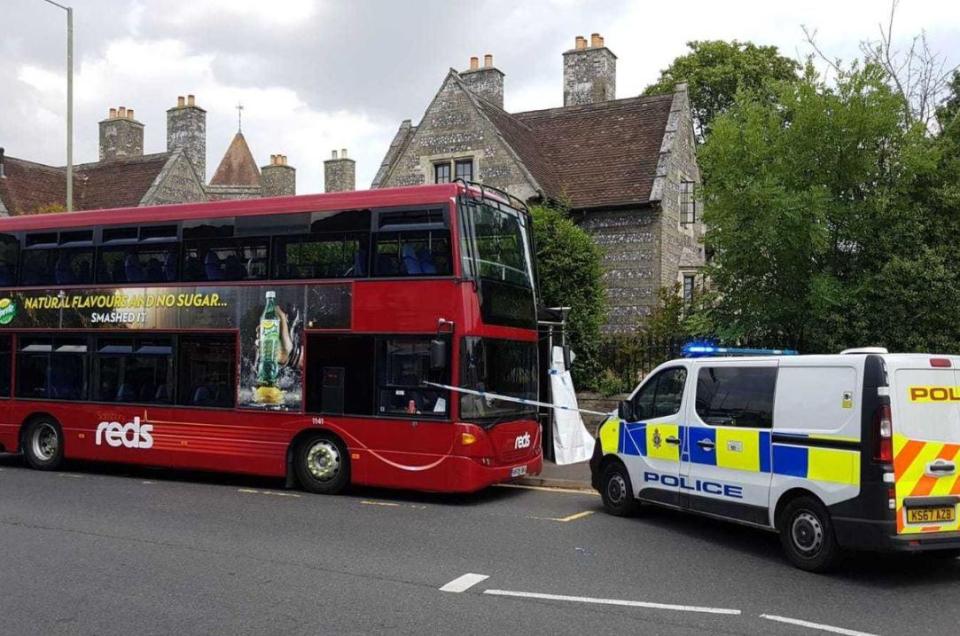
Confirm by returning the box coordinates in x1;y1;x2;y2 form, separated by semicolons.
210;132;261;187
0;153;171;215
511;94;674;209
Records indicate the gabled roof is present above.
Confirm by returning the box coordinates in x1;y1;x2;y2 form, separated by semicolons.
0;153;173;215
210;132;261;187
376;73;678;210
512;94;674;209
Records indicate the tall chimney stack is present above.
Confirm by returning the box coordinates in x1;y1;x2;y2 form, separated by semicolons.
460;53;505;108
261;153;296;197
99;105;144;162
167;94;207;181
563;33;617;106
324;148;356;193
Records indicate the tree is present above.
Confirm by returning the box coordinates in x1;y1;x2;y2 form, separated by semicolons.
697;62;952;352
530;204;606;387
643;40;801;140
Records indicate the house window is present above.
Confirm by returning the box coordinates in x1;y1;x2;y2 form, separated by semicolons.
434;162;451;184
680;180;697;225
683;274;695;304
434;158;474;184
455;159;473;182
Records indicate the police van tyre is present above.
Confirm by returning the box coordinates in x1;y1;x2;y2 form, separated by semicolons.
600;461;639;517
778;496;840;572
295;433;349;495
22;417;64;471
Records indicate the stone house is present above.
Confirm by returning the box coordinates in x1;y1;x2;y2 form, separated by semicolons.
0;95;296;216
372;35;705;334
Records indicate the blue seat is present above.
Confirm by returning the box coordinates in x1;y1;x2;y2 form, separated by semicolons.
55;256;76;285
204;252;224;280
124;254;145;282
401;245;422;275
417;248;437;274
163;252;178;281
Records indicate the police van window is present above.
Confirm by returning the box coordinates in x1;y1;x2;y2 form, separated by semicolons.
632;367;687;419
696;366;777;428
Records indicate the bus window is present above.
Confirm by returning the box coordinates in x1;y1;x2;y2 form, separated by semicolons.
373;231;450;277
177;335;236;408
16;336;88;400
376;338;449;417
95;337;173;404
21;248;94;286
305;334;376;416
274;234;368;279
0;234;18;286
182;238;269;282
0;335;10;397
98;244;179;284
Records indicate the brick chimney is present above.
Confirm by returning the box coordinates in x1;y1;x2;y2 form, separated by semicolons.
260;154;296;197
563;33;617;106
460;53;504;108
167;94;207;181
99;106;144;162
324;149;355;193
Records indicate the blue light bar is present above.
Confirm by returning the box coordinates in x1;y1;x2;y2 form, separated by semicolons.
682;342;798;358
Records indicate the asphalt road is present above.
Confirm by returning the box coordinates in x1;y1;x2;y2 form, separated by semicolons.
0;454;957;636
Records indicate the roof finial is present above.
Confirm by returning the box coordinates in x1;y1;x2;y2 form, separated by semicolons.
236;102;244;133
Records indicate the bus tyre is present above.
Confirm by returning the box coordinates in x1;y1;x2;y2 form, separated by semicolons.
600;462;639;517
22;418;64;471
295;434;349;495
779;496;840;572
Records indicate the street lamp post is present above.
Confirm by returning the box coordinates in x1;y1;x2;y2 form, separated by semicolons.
41;0;73;212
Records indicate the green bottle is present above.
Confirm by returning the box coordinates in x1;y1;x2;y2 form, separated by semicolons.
255;291;282;404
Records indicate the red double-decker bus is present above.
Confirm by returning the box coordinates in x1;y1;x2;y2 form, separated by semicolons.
0;182;542;493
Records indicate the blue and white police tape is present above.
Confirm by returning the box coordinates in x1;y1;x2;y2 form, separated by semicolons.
421;381;610;416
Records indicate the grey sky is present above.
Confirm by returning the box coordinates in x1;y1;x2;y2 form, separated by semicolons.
3;0;959;194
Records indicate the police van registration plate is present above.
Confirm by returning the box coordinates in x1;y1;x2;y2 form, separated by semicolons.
907;506;956;524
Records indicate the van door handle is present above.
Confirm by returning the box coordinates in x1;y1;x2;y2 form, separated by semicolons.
696;439;715;451
927;460;956;477
665;436;681;446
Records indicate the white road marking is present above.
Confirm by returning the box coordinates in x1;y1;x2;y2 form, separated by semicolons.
360;500;427;510
483;589;741;616
57;473;83;479
760;614;877;636
439;573;490;593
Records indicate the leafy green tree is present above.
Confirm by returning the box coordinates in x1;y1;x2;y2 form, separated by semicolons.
697;63;955;352
530;203;606;387
644;40;801;139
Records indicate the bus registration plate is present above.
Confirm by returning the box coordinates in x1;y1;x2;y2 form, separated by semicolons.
907;506;955;524
511;466;527;478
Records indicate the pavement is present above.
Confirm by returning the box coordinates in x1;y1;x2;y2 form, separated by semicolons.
2;452;959;636
518;458;593;491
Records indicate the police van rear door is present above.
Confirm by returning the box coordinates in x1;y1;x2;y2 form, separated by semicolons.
681;360;778;525
890;357;960;536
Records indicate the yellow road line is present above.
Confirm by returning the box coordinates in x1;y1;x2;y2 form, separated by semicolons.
526;510;595;523
494;483;599;496
361;500;401;507
237;488;301;498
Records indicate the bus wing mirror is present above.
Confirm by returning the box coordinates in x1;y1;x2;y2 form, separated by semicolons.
430;339;447;371
618;400;635;422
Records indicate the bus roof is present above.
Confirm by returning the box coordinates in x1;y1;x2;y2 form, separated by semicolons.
0;183;476;233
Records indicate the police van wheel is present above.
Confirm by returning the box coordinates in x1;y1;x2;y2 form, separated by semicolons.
779;496;840;572
22;417;64;471
295;434;349;495
600;462;639;517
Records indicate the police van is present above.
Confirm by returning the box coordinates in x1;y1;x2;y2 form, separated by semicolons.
589;346;960;571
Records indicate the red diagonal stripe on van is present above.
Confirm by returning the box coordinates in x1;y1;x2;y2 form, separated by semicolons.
894;440;925;477
911;444;960;497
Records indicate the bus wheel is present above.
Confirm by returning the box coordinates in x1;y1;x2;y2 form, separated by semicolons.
295;434;349;495
22;417;64;471
779;496;840;572
600;461;639;517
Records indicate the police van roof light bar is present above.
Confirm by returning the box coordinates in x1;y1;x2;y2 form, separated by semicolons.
682;343;798;358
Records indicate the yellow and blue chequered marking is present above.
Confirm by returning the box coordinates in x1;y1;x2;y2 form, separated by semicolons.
599;419;859;486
